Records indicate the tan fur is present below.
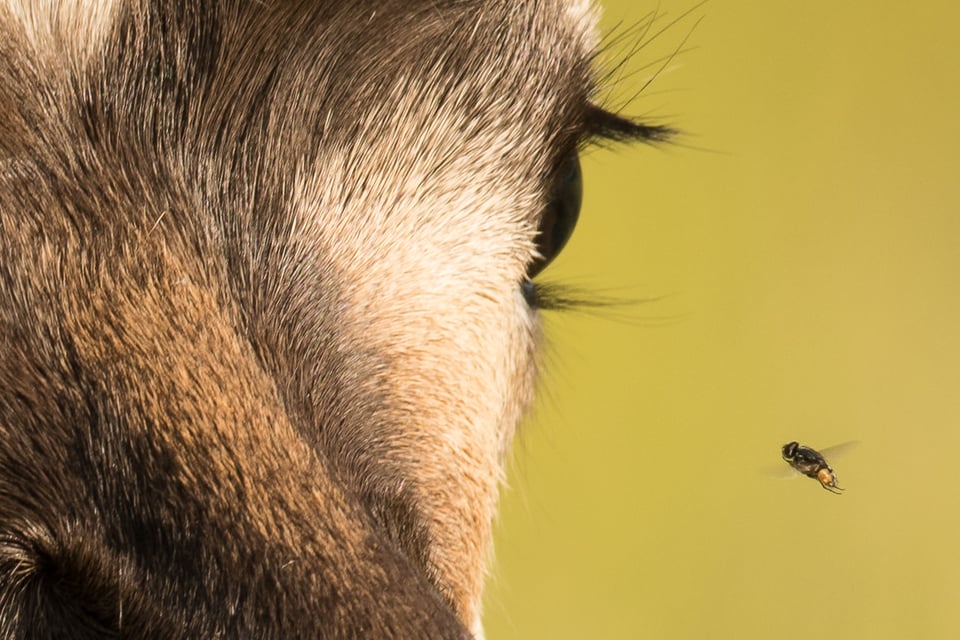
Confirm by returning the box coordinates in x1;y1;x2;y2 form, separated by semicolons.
0;0;665;637
2;0;118;65
262;4;600;626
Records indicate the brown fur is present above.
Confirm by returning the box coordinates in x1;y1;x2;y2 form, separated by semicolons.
0;0;666;637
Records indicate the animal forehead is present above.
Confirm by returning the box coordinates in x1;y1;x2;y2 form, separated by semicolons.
280;1;600;136
107;1;602;201
246;1;603;228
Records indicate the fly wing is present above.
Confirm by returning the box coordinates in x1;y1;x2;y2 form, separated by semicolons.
766;459;801;480
817;440;860;462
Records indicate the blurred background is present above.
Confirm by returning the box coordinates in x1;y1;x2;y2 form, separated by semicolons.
483;1;960;638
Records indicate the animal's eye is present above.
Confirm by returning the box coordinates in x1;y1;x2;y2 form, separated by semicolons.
526;152;582;279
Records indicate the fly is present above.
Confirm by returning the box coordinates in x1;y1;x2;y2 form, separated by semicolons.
781;441;855;494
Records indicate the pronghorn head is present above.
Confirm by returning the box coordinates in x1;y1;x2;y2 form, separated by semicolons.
0;0;670;637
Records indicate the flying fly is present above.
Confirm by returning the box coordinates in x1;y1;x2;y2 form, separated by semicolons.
781;441;854;494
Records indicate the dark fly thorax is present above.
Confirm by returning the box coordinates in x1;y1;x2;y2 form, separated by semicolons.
783;442;830;479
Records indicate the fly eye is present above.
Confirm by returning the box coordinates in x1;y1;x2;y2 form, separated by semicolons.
782;442;798;459
526;152;582;279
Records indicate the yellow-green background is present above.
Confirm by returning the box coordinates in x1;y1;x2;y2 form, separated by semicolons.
484;1;960;638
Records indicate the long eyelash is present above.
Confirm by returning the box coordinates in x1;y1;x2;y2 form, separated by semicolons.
579;1;707;147
529;281;600;311
531;282;681;326
582;104;677;145
533;281;638;312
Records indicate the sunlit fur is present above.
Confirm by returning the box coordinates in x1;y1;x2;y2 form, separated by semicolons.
4;0;118;65
0;0;666;637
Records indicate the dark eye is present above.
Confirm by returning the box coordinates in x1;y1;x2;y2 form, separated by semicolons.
526;152;582;279
782;442;798;459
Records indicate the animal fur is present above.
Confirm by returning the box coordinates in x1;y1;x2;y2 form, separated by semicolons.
0;0;668;637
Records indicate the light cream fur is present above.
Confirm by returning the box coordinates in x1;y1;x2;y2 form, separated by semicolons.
290;3;602;625
3;0;119;65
